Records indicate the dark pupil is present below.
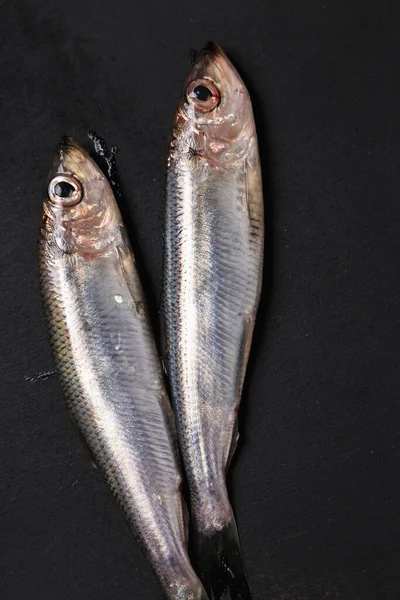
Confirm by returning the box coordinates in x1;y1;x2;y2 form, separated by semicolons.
55;181;74;197
193;85;212;101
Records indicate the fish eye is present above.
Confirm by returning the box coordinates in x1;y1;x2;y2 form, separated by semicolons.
186;78;220;112
48;174;82;207
193;85;212;101
54;181;74;197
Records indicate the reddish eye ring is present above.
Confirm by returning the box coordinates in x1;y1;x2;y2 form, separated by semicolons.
48;174;83;207
186;78;220;112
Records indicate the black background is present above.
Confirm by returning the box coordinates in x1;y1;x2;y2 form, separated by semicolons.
1;1;399;599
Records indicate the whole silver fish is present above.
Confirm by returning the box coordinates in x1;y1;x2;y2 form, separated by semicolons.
39;138;208;600
162;43;264;600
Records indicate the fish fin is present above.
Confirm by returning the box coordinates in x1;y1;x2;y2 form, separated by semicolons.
194;521;252;600
67;411;99;470
226;420;239;472
159;309;168;376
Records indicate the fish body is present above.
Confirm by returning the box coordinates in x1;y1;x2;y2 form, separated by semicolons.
162;44;264;599
39;138;207;600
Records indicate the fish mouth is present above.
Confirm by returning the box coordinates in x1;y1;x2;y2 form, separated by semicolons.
185;42;229;92
55;136;82;156
189;41;237;84
50;136;87;178
197;41;225;61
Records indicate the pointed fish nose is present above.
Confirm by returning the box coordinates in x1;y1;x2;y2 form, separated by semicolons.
197;41;225;61
49;137;86;179
53;136;82;162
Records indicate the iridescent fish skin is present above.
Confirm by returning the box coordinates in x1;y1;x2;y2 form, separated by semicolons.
39;138;208;600
162;43;264;600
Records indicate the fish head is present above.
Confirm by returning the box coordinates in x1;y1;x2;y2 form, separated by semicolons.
42;137;120;254
170;42;255;167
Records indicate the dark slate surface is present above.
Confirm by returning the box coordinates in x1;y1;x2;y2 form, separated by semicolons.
0;1;399;598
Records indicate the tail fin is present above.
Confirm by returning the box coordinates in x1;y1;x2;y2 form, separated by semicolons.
193;520;252;600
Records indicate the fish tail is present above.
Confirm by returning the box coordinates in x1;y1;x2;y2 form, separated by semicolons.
193;519;252;600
